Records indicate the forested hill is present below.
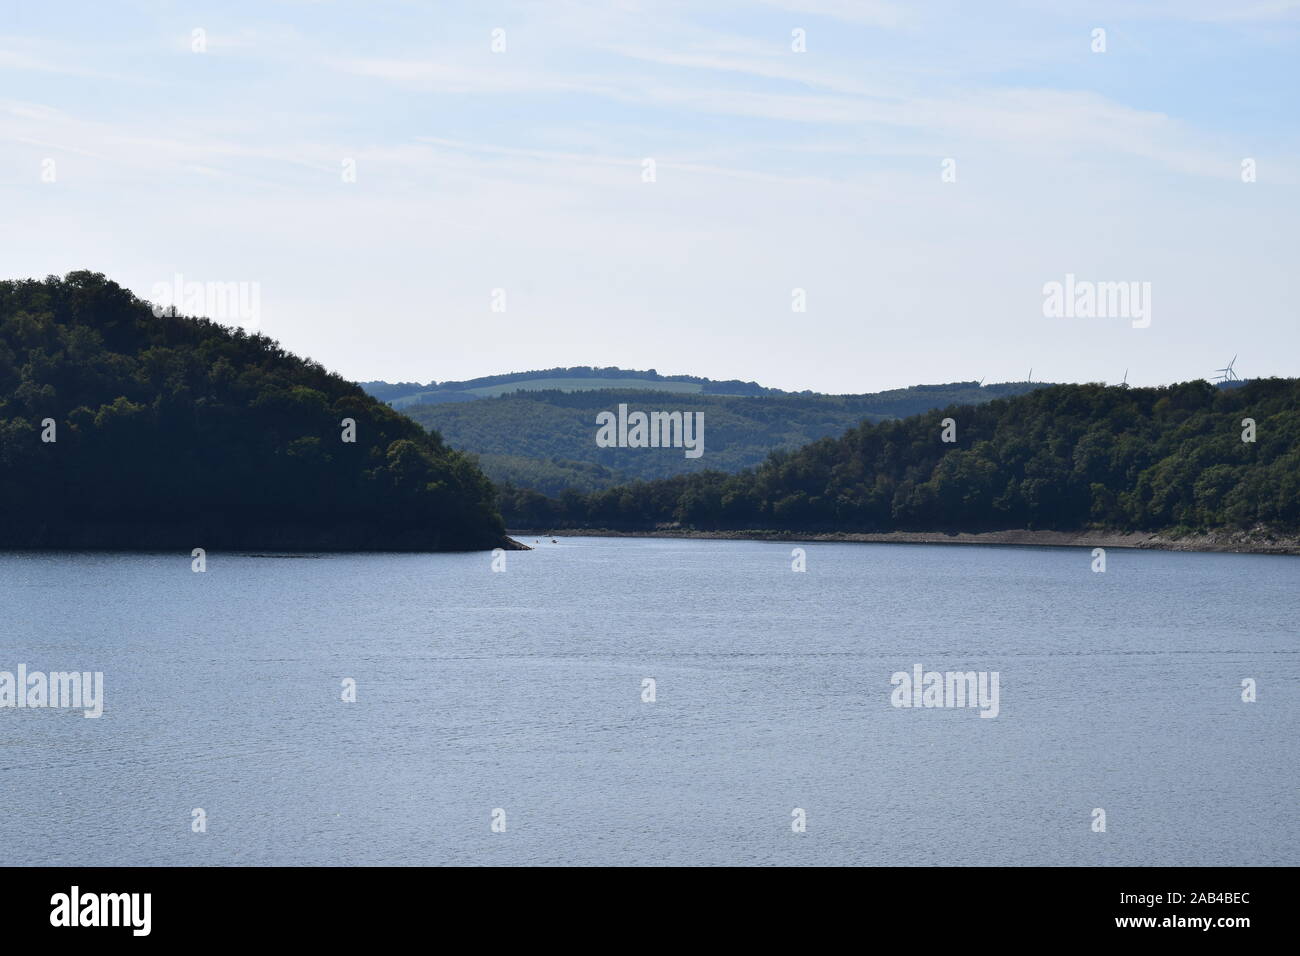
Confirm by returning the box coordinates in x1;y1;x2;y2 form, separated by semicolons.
500;379;1300;535
400;380;1048;494
362;366;784;407
0;272;508;550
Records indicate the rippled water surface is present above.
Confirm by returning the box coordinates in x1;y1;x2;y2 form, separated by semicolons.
1;537;1296;865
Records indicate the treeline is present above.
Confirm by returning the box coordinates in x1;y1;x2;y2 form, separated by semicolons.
357;379;430;404
499;379;1300;534
0;272;507;550
364;365;783;406
433;365;777;394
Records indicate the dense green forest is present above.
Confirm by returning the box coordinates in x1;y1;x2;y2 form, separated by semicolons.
401;381;1047;494
0;272;508;550
499;379;1300;535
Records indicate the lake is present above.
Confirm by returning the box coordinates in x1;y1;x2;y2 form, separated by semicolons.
1;536;1296;866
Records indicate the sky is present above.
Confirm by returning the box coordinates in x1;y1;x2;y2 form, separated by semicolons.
1;0;1296;394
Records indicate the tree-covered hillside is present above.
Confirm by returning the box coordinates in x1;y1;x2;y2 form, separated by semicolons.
362;366;783;407
500;379;1300;535
404;381;1047;494
0;272;508;550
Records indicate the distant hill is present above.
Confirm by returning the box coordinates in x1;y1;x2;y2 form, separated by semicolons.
361;366;783;408
0;272;509;550
501;378;1300;535
364;373;1051;495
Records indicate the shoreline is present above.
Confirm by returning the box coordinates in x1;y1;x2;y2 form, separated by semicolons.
511;527;1300;555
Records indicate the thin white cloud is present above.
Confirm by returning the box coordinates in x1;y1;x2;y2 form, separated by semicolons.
0;46;124;80
754;0;908;27
0;0;1294;390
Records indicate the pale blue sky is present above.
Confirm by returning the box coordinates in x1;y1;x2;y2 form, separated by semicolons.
2;0;1296;392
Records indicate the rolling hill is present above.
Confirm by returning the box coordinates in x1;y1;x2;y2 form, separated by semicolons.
498;378;1300;537
361;366;781;408
363;372;1050;495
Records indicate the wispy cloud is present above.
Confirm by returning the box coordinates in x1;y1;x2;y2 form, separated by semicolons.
754;0;909;27
0;0;1294;391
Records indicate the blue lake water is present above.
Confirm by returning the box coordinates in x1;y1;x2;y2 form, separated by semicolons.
1;536;1296;866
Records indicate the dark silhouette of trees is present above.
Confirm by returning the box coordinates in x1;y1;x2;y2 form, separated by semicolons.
0;272;507;550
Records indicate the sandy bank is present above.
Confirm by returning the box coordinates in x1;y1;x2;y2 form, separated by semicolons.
511;527;1300;555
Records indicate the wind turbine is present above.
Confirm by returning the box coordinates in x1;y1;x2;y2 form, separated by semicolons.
1121;369;1128;387
1212;355;1240;383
